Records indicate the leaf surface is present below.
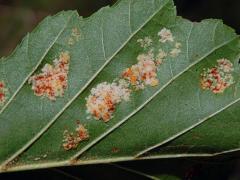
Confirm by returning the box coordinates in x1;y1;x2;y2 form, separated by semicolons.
0;0;239;173
71;18;240;161
146;98;240;157
0;0;172;169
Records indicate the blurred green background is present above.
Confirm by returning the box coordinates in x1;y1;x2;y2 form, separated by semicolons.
0;0;118;56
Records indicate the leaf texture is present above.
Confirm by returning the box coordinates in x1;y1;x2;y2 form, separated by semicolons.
0;0;239;173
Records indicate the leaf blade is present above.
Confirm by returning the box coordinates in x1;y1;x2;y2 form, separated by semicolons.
0;0;173;170
0;0;240;173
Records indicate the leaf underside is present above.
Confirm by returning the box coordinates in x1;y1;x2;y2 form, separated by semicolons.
0;0;239;173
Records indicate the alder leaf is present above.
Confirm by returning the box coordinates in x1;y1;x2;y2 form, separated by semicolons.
145;95;240;158
73;17;240;162
0;0;239;173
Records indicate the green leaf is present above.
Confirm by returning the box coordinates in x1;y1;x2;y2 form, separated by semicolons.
145;95;240;157
0;0;174;170
67;18;240;162
0;0;239;173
